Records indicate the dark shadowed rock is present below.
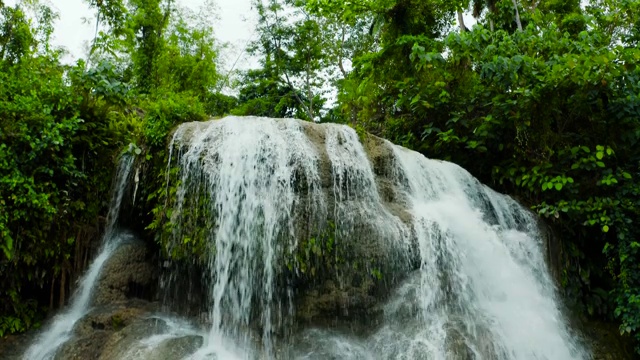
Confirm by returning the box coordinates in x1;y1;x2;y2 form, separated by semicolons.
53;300;157;360
93;239;156;306
0;333;34;360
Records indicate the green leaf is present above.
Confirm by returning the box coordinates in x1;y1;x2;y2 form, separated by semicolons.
555;183;563;191
602;225;609;233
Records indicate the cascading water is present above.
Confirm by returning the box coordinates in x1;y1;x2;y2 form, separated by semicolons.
157;116;589;360
292;145;589;358
166;118;327;359
296;145;588;359
23;155;135;360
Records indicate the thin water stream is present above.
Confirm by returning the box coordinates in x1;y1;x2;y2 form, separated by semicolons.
23;155;134;360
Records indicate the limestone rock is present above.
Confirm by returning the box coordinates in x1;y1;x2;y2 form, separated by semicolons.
53;300;157;360
93;238;156;306
97;318;170;360
139;335;204;360
0;333;34;360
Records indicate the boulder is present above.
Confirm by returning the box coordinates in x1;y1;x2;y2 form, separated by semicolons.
53;300;157;360
93;238;156;306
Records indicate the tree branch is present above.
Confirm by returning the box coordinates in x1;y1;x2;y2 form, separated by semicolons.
511;0;523;31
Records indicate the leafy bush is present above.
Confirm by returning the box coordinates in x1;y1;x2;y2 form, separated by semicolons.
142;91;208;148
1;2;136;334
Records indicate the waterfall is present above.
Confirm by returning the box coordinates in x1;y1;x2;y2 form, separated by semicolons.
292;144;589;359
361;144;587;359
24;116;591;360
166;118;326;359
23;155;135;360
160;116;588;360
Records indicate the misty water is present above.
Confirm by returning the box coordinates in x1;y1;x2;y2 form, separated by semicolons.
23;117;589;360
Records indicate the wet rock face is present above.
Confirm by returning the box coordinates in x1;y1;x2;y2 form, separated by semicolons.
295;279;382;327
53;314;204;360
280;122;417;328
93;238;156;306
53;300;157;360
164;118;418;333
50;237;161;360
581;321;636;360
138;335;204;360
0;333;34;360
96;317;169;360
40;235;205;360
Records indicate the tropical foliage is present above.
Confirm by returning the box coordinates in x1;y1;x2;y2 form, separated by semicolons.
0;0;221;336
2;0;640;354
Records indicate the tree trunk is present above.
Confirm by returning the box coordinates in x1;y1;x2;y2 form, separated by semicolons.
59;269;66;307
511;0;523;31
306;55;314;121
283;72;314;121
457;11;467;32
338;26;347;78
49;275;56;311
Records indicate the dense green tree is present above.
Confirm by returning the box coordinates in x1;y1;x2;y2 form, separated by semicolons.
0;0;224;336
233;0;343;121
0;2;138;336
233;66;310;118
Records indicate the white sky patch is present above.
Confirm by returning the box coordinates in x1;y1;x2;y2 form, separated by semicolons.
4;0;259;71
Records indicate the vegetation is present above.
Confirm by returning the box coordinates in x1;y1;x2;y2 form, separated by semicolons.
1;0;639;354
0;0;220;336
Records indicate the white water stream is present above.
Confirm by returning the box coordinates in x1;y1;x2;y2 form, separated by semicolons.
168;118;325;359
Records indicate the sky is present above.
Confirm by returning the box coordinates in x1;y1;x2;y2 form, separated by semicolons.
4;0;476;77
5;0;259;71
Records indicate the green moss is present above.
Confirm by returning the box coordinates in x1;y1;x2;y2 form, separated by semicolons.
111;315;124;330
